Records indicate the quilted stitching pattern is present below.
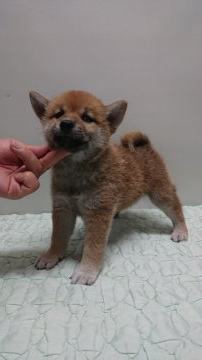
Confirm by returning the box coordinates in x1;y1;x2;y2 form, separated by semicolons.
0;207;202;359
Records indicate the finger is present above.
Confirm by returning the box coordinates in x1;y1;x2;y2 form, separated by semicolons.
10;141;43;177
12;171;40;199
40;149;69;173
27;145;50;158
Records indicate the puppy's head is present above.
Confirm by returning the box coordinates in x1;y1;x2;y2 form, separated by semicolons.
29;90;127;158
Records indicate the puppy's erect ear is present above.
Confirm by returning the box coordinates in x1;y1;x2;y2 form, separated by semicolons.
105;100;127;134
29;91;49;120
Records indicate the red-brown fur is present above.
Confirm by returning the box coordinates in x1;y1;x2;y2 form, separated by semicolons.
29;90;188;285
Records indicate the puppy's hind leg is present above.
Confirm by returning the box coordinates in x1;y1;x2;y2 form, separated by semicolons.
148;184;188;242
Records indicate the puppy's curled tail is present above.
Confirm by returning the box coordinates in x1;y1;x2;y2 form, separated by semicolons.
121;131;151;151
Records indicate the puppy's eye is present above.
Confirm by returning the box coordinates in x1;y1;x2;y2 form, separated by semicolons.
54;109;64;119
82;113;94;123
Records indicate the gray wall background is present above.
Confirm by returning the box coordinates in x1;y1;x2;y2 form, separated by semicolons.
0;0;202;214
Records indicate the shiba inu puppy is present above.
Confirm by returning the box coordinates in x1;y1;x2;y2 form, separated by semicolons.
30;90;188;285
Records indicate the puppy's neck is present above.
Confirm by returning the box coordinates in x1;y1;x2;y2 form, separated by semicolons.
68;142;111;163
63;142;112;165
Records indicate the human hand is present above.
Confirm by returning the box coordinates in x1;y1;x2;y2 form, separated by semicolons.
0;139;69;199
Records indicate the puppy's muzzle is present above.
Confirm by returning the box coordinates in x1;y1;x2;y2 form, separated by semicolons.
51;120;89;151
60;120;75;134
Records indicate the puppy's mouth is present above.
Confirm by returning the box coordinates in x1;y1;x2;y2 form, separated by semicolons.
49;130;89;152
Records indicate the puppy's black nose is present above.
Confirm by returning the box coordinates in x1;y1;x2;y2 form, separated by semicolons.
60;120;74;134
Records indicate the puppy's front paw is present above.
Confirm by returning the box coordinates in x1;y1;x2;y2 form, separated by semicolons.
35;250;64;270
70;265;99;285
171;223;188;242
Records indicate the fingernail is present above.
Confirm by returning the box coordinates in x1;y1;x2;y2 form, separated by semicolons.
11;141;23;150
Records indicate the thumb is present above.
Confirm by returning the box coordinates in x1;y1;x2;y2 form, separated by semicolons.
10;140;43;177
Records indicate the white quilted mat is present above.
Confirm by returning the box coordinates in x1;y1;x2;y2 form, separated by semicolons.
0;206;202;360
